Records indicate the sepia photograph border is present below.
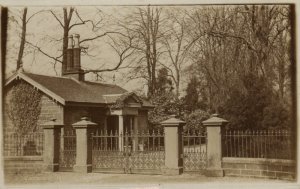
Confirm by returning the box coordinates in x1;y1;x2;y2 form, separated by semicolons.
0;0;299;189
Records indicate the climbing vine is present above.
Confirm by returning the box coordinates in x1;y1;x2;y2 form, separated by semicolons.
7;80;42;135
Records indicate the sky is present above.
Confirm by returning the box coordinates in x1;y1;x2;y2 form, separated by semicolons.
5;6;158;94
6;4;295;96
5;5;200;96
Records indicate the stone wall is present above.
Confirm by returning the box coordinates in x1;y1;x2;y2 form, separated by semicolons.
64;106;106;131
138;109;149;131
3;88;64;134
3;87;14;134
64;106;89;131
89;107;106;129
4;156;44;174
3;84;63;174
222;157;296;181
38;95;64;126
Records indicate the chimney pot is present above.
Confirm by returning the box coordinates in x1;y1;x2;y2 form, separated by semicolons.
68;35;73;49
73;34;80;48
63;33;84;81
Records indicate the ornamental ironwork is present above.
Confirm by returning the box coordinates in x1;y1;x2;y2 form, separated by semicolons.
183;129;207;171
91;129;164;174
59;129;76;171
222;129;292;159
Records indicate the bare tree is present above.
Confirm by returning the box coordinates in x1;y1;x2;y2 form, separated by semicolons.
16;8;27;70
206;5;291;84
25;7;134;75
186;7;236;112
120;6;165;97
161;8;202;97
186;5;291;112
8;7;44;71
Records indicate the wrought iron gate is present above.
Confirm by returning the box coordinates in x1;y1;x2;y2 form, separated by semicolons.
59;129;76;171
182;130;207;172
92;129;164;174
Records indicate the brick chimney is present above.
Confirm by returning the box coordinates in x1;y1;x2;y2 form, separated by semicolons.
62;34;84;81
73;34;81;70
66;35;74;72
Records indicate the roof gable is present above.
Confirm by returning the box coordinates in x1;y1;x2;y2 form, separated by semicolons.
104;92;154;109
4;72;154;108
4;72;128;105
5;72;66;105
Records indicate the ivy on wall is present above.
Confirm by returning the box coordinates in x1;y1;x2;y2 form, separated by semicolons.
7;80;42;135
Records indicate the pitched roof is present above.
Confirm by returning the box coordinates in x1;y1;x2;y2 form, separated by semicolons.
25;72;127;104
5;72;153;108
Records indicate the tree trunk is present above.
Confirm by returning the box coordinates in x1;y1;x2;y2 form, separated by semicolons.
62;8;74;74
16;8;27;70
175;67;180;98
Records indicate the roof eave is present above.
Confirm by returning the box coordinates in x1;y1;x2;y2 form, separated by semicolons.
141;105;155;110
5;72;18;86
65;101;107;107
5;72;66;106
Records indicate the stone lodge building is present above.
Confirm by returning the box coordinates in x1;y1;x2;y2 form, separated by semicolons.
4;34;153;144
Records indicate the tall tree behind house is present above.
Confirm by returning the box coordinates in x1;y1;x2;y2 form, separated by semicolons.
186;5;291;113
16;8;27;70
161;7;200;98
9;7;43;71
22;7;134;76
120;6;164;98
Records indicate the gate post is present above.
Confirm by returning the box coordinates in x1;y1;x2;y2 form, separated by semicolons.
42;118;63;172
72;117;97;173
161;115;184;175
202;114;228;177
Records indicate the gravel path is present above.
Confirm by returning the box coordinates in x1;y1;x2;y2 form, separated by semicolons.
4;172;293;186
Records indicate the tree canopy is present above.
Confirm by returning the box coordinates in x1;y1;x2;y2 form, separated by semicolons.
6;5;294;130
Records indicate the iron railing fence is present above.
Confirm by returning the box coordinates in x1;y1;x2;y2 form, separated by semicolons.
59;129;76;171
91;129;165;152
183;129;207;150
91;129;165;172
3;132;44;156
222;130;293;159
182;129;207;171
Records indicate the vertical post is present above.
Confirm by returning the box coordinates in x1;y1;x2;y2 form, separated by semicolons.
202;114;228;177
60;127;64;161
103;116;107;130
118;115;124;151
72;117;97;173
103;116;107;148
129;116;133;131
42;118;63;172
161;115;184;175
132;116;139;151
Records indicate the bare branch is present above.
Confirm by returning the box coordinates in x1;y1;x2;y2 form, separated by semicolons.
208;30;258;53
83;40;133;74
26;41;63;64
49;10;64;28
79;31;125;44
26;10;45;23
68;10;94;30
